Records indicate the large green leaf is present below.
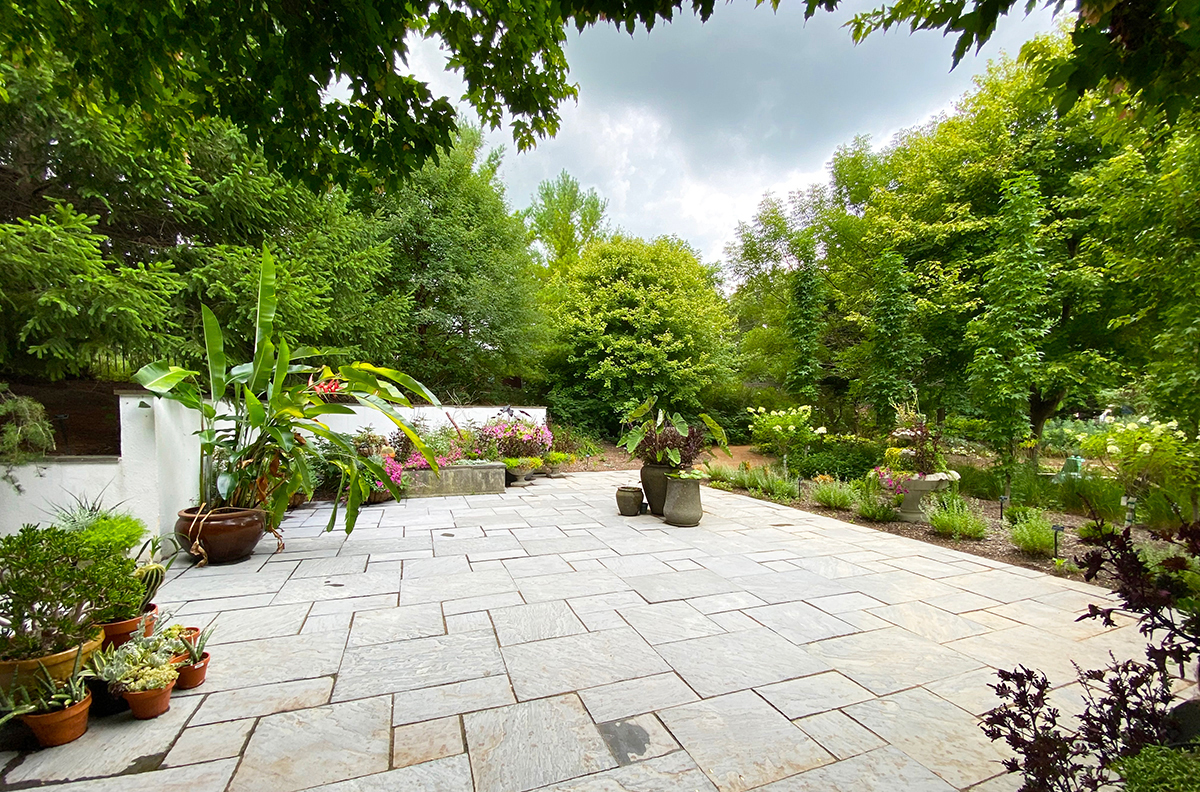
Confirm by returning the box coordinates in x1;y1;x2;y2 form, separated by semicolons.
133;361;199;394
200;305;227;403
351;392;438;469
244;388;266;427
272;337;290;404
350;363;441;407
249;246;278;393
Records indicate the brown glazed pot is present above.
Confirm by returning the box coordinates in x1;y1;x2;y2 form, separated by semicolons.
99;604;159;649
175;653;210;690
0;632;103;693
21;694;92;747
123;681;175;719
175;507;266;565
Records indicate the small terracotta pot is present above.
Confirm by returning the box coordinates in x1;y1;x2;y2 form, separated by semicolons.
99;604;159;649
21;693;92;747
175;653;210;690
123;681;175;719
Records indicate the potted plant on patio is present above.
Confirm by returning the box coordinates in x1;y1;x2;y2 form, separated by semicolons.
503;456;543;486
0;526;125;691
543;451;573;477
134;249;439;564
172;625;214;690
663;469;708;527
617;398;730;516
884;404;959;522
89;636;178;719
616;486;644;516
0;649;93;747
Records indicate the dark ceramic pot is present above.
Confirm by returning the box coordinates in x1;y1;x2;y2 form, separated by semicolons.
175;507;266;565
663;478;703;527
616;486;643;516
640;464;677;516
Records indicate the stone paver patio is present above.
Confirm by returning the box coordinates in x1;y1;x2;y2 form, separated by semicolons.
0;471;1163;791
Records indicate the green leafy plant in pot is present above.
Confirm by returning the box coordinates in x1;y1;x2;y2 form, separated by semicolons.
0;525;131;690
134;248;439;565
617;397;730;515
0;648;92;747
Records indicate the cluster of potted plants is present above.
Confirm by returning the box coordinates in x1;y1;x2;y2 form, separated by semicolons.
617;398;730;526
88;619;214;720
133;249;440;564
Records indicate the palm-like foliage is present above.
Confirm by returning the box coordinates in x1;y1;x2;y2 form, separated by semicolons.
135;248;439;533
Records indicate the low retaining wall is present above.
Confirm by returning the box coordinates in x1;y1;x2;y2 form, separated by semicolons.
405;463;506;498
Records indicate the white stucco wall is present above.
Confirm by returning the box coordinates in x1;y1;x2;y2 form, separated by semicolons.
0;393;200;538
318;405;548;439
0;397;542;537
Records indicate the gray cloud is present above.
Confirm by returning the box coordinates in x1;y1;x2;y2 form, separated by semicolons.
403;2;1058;260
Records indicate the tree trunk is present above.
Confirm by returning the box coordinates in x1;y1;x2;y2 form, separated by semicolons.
1028;387;1067;468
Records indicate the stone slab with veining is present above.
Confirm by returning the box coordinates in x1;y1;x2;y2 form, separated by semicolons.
578;672;700;723
658;690;833;792
464;694;616;792
335;629;506;702
806;626;982;695
347;602;445;646
502;627;671;700
655;627;829;698
393;675;517;726
163;718;255;767
392;715;464;768
230;695;392;792
192;676;334;725
490;600;586;645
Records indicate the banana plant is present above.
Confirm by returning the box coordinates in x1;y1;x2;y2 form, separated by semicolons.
134;248;439;534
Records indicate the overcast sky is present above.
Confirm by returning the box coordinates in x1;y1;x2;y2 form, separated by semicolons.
403;2;1058;262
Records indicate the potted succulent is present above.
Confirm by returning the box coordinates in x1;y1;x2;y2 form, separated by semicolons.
503;457;542;486
0;526;127;691
0;649;92;747
134;249;438;564
617;398;730;516
89;637;178;719
663;469;708;527
173;626;214;690
616;486;644;516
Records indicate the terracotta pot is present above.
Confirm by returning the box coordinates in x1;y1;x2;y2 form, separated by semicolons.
616;486;643;516
640;464;680;516
175;507;266;565
663;477;703;527
21;693;92;747
0;632;103;693
123;681;175;719
175;653;210;690
99;604;159;649
86;676;128;717
366;489;393;504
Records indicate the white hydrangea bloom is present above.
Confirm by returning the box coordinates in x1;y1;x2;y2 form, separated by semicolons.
1137;443;1153;454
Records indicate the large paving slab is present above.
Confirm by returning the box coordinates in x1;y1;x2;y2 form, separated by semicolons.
4;470;1169;792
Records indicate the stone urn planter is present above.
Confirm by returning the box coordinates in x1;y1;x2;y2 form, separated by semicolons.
640;464;678;516
897;472;960;522
175;507;266;565
505;466;534;487
616;486;643;516
663;477;703;527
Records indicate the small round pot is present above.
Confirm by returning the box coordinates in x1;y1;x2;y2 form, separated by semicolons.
175;507;266;565
640;464;681;516
21;693;91;747
175;653;210;690
663;477;704;527
616;486;643;517
99;604;159;650
123;681;176;719
0;632;103;693
287;491;309;509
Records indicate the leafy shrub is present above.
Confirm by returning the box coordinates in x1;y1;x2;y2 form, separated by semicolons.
545;451;573;466
77;515;147;555
1003;505;1039;525
928;492;988;539
1078;520;1117;542
852;473;900;522
548;422;601;457
1041;417;1107;457
1009;510;1057;556
1059;474;1124;522
0;383;56;491
480;419;553;459
634;425;707;467
0;525;139;660
943;415;991;444
1117;746;1200;792
792;435;884;481
749;406;818;458
810;478;854;510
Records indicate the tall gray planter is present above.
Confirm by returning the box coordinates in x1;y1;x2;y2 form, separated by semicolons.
663;478;703;527
897;472;959;522
640;464;672;516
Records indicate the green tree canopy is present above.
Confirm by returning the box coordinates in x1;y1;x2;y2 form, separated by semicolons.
544;236;734;435
524;170;610;270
